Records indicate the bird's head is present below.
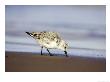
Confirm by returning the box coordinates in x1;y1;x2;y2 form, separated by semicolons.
26;32;40;39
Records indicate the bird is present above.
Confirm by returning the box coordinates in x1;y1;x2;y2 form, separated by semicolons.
26;31;68;57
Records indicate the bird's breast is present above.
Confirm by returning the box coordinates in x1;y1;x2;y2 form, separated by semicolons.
38;40;57;49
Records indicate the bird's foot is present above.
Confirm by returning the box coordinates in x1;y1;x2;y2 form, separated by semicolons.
50;54;53;56
65;55;68;57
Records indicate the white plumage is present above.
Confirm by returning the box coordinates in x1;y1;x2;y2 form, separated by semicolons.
26;31;68;57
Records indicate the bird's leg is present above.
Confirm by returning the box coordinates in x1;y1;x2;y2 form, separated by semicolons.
64;51;68;57
46;49;53;56
64;47;68;57
41;46;43;55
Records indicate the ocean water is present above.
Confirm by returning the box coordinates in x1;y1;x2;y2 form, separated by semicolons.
5;5;106;58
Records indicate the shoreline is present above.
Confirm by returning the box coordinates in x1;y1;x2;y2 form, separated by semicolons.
5;51;106;72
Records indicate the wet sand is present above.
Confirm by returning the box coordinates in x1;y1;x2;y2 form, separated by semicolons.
5;52;106;72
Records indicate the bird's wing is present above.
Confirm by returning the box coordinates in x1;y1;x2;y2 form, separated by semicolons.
48;32;61;41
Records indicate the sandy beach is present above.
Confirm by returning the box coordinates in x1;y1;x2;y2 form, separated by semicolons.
5;51;106;72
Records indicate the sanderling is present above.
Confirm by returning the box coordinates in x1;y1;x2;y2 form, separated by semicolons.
26;31;68;57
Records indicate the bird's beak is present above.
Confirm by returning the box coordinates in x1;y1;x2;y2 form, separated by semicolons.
26;32;33;36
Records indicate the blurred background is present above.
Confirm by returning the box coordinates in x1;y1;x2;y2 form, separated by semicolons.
5;5;106;58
